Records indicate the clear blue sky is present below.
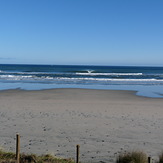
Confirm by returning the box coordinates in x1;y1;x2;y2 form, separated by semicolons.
0;0;163;66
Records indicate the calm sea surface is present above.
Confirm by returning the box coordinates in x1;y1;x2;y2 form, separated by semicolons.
0;64;163;98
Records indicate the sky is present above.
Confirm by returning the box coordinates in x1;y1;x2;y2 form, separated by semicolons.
0;0;163;66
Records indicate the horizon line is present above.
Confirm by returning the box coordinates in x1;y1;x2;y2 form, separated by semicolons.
0;63;163;67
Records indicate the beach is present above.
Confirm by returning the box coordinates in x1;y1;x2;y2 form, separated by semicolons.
0;88;163;162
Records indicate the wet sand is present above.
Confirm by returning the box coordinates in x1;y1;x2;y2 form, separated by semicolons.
0;88;163;162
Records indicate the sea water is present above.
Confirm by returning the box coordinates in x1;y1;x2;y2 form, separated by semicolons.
0;64;163;98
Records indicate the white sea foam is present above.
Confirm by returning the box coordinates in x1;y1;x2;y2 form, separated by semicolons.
57;77;163;82
0;71;72;75
86;70;95;73
44;76;53;79
0;75;34;80
0;70;143;76
1;74;163;82
76;72;143;76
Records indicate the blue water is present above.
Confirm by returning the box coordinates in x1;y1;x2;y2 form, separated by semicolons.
0;64;163;98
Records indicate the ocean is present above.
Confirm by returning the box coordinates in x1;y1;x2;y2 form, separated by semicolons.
0;64;163;98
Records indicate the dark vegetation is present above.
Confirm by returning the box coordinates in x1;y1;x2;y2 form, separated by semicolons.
0;149;74;163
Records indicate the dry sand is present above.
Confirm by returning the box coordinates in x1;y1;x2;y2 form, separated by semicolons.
0;88;163;162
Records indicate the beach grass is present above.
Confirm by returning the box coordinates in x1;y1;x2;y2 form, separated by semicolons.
0;149;74;163
116;151;147;163
158;153;163;163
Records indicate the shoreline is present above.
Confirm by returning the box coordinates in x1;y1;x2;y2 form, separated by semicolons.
0;86;163;99
0;87;163;99
0;82;163;98
0;87;158;100
0;88;163;162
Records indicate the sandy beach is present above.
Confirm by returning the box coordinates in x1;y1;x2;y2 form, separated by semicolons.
0;88;163;162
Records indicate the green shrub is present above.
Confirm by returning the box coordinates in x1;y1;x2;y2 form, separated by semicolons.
158;153;163;163
0;149;74;163
116;151;147;163
0;149;16;162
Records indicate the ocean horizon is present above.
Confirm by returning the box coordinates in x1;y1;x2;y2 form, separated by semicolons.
0;64;163;98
